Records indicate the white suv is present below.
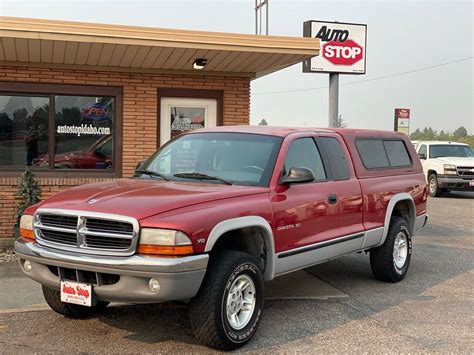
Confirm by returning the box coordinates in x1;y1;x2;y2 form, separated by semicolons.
414;141;474;197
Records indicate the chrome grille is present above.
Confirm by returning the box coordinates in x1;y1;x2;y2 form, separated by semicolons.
40;214;78;229
34;209;139;256
456;166;474;179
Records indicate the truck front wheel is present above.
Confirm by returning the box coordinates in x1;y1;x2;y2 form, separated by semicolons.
370;216;412;282
42;285;109;319
428;173;443;197
189;251;264;351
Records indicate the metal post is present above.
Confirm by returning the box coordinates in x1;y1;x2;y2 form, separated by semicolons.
328;73;339;128
266;0;269;35
255;0;258;35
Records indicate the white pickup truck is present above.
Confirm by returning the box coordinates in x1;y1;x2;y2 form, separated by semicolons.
414;141;474;197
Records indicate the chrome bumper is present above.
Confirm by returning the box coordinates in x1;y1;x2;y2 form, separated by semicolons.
14;237;208;303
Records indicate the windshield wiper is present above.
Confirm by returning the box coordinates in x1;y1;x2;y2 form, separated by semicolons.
173;172;233;185
135;169;170;181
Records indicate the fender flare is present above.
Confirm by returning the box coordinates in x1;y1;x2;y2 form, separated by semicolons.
378;192;416;247
204;216;276;281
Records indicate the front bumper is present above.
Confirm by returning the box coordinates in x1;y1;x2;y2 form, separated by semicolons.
14;237;208;303
437;175;474;191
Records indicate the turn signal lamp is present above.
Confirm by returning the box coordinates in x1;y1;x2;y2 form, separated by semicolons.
138;228;194;256
19;214;35;241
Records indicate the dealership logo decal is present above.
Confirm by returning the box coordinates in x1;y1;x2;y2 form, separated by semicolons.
57;124;111;137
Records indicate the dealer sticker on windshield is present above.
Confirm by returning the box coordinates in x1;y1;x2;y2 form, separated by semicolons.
60;280;92;307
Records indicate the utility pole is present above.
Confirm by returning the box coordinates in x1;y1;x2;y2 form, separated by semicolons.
255;0;269;35
328;73;339;128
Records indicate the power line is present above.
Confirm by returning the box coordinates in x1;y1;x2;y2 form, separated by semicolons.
252;56;473;95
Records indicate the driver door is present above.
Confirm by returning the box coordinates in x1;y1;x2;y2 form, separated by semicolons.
271;136;339;254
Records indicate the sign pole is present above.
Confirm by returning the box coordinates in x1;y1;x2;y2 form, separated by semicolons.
328;73;339;128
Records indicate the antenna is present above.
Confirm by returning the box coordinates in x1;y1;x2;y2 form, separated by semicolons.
255;0;269;35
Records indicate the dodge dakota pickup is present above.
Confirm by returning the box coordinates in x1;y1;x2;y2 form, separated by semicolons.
15;126;428;350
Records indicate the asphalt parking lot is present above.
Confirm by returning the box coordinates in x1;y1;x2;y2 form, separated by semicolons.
0;192;472;353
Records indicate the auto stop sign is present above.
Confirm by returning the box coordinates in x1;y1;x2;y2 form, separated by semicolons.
323;39;363;65
303;21;367;74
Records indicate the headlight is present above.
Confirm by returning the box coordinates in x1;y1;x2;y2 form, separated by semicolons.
443;164;457;175
19;214;35;240
138;228;194;256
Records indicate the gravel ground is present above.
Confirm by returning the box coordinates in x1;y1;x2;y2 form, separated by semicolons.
0;248;17;263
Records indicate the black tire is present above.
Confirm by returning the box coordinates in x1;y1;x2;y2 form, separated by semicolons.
189;251;264;351
428;173;443;197
370;217;412;282
42;285;109;319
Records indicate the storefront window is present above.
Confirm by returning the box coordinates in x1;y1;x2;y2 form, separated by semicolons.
0;95;49;168
0;85;119;174
54;96;114;169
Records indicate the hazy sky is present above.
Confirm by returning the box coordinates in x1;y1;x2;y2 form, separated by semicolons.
1;0;472;133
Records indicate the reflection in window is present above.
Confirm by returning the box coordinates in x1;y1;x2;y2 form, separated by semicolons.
0;95;49;167
53;96;114;169
284;138;326;181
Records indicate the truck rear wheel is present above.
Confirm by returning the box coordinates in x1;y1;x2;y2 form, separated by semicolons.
370;217;412;282
42;285;109;319
189;251;264;351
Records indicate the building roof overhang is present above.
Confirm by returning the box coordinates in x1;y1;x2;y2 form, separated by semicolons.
0;16;320;78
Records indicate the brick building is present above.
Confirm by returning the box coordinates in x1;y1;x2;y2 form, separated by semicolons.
0;17;319;242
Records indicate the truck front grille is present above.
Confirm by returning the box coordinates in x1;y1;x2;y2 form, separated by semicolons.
34;209;139;256
457;166;474;179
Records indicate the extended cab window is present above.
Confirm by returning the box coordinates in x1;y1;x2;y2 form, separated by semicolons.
356;139;412;169
284;138;326;181
320;137;350;180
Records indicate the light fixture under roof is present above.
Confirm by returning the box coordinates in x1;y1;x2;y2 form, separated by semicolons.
193;58;208;70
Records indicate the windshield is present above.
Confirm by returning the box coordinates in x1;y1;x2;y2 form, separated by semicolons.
140;132;282;186
429;144;473;158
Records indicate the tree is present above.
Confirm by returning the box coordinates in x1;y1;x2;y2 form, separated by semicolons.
15;168;41;226
453;126;468;138
258;119;268;126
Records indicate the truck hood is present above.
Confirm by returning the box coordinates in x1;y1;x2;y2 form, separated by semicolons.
433;156;474;166
38;178;268;220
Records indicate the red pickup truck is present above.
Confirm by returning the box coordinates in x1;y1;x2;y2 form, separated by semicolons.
15;126;428;350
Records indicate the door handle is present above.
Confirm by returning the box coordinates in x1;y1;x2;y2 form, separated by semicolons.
328;194;338;204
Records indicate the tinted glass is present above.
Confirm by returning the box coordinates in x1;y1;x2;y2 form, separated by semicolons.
356;139;390;169
429;144;472;158
284;138;326;181
321;137;350;180
383;140;411;167
418;144;427;157
0;95;49;168
54;96;114;170
143;133;282;186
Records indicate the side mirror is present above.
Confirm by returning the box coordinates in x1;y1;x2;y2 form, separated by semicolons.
418;153;426;160
280;167;315;184
135;160;145;172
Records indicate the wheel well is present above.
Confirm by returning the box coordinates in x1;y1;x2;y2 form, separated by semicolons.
391;200;415;233
211;227;267;273
427;170;437;177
